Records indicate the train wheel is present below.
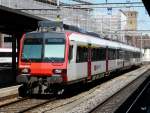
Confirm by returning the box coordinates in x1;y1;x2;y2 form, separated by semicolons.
18;85;28;97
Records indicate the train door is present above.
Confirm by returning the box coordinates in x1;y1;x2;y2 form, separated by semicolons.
88;44;92;80
67;42;77;82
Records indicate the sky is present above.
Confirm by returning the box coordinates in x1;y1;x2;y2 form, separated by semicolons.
60;0;150;32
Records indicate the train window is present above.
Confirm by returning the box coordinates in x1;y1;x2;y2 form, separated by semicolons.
69;45;73;62
97;48;100;60
76;46;88;63
44;38;65;62
135;52;137;58
45;38;65;44
91;47;106;61
83;47;88;61
124;51;129;60
116;49;119;59
108;49;116;60
24;38;42;44
119;50;124;59
99;48;105;60
124;51;127;60
137;52;141;58
22;38;43;61
133;52;140;58
91;48;96;61
0;52;12;57
130;51;133;58
139;53;141;58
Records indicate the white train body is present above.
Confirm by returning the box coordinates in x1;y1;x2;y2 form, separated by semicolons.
67;32;141;82
18;31;141;95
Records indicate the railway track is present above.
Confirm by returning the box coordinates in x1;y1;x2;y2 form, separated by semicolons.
26;67;149;113
125;81;150;113
89;70;150;113
0;66;148;113
0;96;57;113
115;74;150;113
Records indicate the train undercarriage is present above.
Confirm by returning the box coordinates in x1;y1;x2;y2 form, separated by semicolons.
17;76;65;97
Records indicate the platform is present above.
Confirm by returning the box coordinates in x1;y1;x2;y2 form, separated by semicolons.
0;85;19;99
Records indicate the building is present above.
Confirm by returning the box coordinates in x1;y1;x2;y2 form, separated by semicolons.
125;11;138;30
136;35;150;63
93;11;128;42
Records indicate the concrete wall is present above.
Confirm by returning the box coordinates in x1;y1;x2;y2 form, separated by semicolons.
0;69;16;88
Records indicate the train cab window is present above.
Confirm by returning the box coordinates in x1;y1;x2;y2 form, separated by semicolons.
22;38;43;61
69;45;73;62
76;46;88;63
44;38;65;62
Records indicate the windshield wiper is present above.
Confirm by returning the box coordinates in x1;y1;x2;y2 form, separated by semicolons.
45;57;64;63
22;53;32;63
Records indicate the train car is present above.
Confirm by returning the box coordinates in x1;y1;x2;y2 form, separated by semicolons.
0;48;13;68
17;22;141;96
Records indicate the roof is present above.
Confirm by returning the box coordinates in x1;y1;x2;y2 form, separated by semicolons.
69;32;141;52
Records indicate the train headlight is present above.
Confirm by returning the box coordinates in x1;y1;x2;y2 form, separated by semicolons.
53;69;62;74
21;68;30;74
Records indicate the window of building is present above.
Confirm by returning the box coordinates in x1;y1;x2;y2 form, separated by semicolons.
130;21;132;25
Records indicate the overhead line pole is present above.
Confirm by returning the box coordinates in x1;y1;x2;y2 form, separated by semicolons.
60;2;143;9
61;2;143;6
71;0;93;4
16;5;144;11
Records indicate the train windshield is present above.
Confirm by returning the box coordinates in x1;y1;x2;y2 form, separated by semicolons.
22;38;43;61
44;38;65;62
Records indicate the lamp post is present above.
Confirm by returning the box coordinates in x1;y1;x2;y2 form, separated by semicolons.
140;32;143;60
57;0;59;6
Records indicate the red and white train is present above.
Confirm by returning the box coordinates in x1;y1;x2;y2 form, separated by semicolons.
17;23;141;96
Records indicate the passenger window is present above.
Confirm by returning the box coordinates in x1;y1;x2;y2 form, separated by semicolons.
108;48;117;60
91;47;105;61
69;45;73;62
76;46;88;63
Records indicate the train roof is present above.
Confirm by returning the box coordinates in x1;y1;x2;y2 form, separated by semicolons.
25;30;140;52
37;21;140;52
69;32;141;52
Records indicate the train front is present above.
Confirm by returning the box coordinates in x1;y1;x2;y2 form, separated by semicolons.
17;32;68;96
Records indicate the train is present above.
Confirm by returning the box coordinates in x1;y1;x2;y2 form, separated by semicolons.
0;48;13;68
17;21;142;97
